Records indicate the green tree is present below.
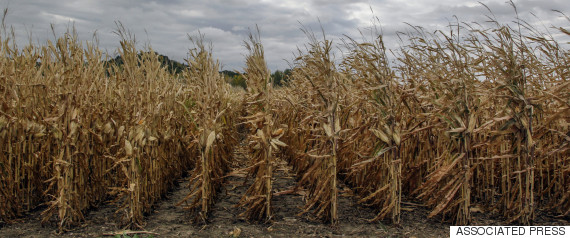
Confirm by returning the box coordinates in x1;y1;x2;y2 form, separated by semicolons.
271;69;291;87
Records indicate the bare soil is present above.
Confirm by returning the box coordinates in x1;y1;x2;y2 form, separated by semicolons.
1;140;567;238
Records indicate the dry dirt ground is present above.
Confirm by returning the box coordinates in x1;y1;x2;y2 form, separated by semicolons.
1;141;568;238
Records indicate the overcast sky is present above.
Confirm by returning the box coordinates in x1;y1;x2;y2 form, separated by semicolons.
2;0;569;71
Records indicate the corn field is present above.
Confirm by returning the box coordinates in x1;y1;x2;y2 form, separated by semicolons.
0;7;568;234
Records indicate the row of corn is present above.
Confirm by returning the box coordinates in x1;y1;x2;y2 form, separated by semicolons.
0;26;242;232
247;16;568;226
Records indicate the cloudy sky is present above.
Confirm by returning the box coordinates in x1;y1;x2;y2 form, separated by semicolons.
2;0;569;71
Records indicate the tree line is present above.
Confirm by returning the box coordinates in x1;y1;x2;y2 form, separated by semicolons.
106;52;291;89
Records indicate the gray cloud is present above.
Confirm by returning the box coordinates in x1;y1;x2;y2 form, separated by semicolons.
2;0;568;71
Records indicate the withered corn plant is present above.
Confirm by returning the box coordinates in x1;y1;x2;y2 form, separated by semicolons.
342;31;406;224
475;9;540;223
1;20;198;231
0;19;54;225
177;34;241;222
105;27;197;228
237;28;286;222
394;5;569;224
285;28;343;224
468;5;568;222
39;29;112;231
524;20;569;217
401;23;489;225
